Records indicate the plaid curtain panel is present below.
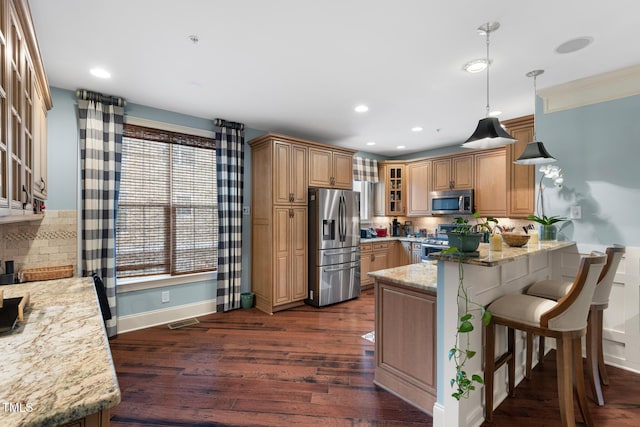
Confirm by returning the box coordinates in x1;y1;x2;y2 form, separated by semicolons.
215;118;245;311
353;157;380;182
77;90;125;337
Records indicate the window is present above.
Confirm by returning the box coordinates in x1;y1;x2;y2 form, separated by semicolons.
116;124;217;278
353;180;373;224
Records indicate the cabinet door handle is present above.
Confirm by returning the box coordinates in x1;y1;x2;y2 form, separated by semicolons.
289;192;294;203
289;208;294;218
371;254;375;261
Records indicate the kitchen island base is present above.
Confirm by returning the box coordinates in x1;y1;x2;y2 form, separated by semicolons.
372;263;438;415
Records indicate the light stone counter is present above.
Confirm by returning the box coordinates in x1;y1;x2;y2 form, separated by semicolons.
361;236;424;244
368;262;437;294
0;277;120;427
430;240;575;267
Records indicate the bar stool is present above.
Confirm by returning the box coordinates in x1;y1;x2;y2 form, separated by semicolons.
484;253;606;427
525;245;625;406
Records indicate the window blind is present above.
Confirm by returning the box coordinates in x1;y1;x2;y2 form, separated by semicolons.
116;126;217;278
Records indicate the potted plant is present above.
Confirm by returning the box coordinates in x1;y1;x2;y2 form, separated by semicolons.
442;245;492;400
446;213;497;253
531;165;567;240
442;212;495;400
527;214;566;241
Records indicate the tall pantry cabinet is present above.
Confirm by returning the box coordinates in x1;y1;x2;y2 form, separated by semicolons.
249;133;355;314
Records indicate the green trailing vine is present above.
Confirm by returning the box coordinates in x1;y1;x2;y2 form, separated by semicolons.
443;227;493;400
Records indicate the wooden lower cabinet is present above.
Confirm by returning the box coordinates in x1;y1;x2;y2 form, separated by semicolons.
61;409;111;427
360;241;392;290
374;280;437;413
273;207;307;306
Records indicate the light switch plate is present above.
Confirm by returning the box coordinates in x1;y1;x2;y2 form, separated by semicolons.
570;205;582;220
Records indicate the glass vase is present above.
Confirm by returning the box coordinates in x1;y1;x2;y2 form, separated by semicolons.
539;224;557;241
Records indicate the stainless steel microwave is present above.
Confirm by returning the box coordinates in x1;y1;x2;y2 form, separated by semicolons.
429;189;474;215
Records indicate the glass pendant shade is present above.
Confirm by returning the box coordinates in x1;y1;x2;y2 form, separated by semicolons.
463;117;516;149
514;141;557;164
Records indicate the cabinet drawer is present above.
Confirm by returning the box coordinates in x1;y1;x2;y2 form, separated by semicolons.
361;243;372;252
372;242;389;250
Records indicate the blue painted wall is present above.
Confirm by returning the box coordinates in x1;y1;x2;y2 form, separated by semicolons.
47;87;265;316
536;94;640;246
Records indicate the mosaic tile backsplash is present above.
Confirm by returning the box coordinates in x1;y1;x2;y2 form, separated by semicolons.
0;210;78;276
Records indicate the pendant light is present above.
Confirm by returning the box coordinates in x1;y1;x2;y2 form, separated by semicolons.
463;22;516;149
514;70;557;165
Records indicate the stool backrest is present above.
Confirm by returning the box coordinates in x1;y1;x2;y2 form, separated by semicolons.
541;252;607;332
592;245;625;306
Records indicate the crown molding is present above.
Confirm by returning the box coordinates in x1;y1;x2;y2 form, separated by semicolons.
538;64;640;113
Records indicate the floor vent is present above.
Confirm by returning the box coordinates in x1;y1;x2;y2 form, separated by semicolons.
167;318;199;330
361;331;375;343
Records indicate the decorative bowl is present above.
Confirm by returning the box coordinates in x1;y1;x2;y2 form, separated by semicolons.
502;233;530;247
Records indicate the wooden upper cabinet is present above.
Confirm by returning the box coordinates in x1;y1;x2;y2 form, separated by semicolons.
432;155;473;191
309;148;353;189
474;149;507;216
407;160;431;216
273;140;307;205
503;115;535;217
383;163;405;216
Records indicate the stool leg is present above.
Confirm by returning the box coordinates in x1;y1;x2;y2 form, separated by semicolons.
538;336;546;367
508;327;515;396
574;336;595;426
556;335;576;427
485;320;496;421
596;309;609;386
586;308;605;406
525;332;533;379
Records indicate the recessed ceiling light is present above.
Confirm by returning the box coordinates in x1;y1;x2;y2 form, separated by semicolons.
366;141;376;146
90;68;111;79
463;58;490;73
354;105;369;113
396;145;406;150
555;37;593;54
411;126;423;132
488;110;502;117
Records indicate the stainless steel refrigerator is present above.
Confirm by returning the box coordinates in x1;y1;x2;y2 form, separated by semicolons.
307;187;361;307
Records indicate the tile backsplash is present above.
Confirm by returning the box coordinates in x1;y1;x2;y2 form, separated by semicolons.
0;210;78;276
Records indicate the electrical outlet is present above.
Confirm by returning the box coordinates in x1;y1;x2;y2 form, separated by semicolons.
161;291;170;303
570;205;582;220
242;206;250;215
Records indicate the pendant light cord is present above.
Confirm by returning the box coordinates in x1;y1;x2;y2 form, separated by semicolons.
532;74;537;141
485;28;491;117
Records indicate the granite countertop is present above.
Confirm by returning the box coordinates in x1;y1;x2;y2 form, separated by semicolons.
361;236;425;243
430;240;575;267
0;277;120;427
368;262;438;294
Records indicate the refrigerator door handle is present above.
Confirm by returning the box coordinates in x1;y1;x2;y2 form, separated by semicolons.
323;262;359;273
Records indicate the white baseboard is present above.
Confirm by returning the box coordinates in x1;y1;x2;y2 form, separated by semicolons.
117;299;217;334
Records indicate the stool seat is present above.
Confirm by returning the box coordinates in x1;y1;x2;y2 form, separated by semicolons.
526;279;572;300
488;294;556;327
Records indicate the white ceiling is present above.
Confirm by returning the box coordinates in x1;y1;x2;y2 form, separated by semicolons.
30;0;640;156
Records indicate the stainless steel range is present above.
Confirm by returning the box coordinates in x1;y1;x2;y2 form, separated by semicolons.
420;224;457;262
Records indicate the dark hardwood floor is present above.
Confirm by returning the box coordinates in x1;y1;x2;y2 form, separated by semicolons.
109;288;640;426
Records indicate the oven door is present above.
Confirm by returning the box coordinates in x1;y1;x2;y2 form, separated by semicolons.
421;244;446;262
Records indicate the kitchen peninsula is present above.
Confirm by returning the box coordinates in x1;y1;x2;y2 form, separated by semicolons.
0;278;120;427
369;240;578;427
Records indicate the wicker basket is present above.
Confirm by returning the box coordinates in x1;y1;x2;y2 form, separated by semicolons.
21;265;74;282
502;233;530;248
